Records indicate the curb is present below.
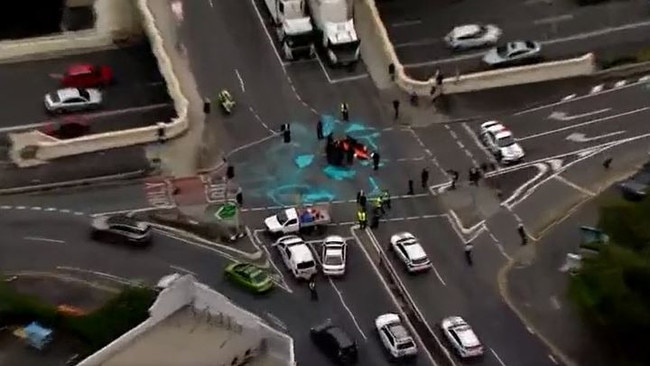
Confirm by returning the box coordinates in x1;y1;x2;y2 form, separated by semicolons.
0;169;149;195
147;222;263;261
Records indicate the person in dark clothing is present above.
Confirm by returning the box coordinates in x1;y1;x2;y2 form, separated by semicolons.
464;242;473;265
421;168;429;190
518;224;528;245
449;170;459;190
370;207;381;228
346;145;355;165
340;102;349;122
392;99;400;120
372;152;380;171
357;190;367;210
316;119;324;140
308;277;318;300
408;179;414;195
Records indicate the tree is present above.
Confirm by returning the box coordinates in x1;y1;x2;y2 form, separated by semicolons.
570;196;650;365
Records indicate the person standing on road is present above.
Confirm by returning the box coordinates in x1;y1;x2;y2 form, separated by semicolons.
382;189;391;210
340;102;349;122
408;179;414;195
372;152;381;171
346;145;355;165
357;209;367;229
371;207;381;229
392;99;400;120
464;242;474;265
316;119;324;140
421;168;429;190
518;224;528;245
357;190;367;211
308;276;318;301
449;169;459;190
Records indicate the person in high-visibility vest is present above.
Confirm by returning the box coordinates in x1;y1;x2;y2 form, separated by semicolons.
340;102;349;121
374;196;385;215
357;210;367;229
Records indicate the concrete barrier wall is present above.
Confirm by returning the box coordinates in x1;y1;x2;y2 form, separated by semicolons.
358;0;598;95
9;0;189;166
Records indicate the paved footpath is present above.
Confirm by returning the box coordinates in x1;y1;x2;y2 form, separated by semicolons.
503;196;614;366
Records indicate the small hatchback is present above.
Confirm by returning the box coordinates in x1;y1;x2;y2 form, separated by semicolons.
90;215;152;247
61;63;113;88
311;320;358;364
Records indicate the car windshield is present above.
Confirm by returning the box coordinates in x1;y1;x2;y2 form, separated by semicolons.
524;41;536;49
49;93;61;103
249;271;267;283
325;254;343;265
286;32;313;47
497;136;516;147
496;45;508;56
276;211;288;224
297;260;315;270
397;341;415;350
77;88;90;100
411;257;429;265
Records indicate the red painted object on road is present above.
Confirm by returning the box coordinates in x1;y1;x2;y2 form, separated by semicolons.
61;63;113;88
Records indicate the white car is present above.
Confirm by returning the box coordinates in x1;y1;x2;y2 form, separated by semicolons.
479;121;525;164
321;235;347;276
375;313;418;359
44;87;102;114
444;24;502;51
389;232;431;273
441;316;484;358
274;235;317;280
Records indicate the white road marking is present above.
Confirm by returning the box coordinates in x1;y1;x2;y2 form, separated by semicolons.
56;266;135;285
502;163;548;208
550;295;562;310
16;206;26;210
565;130;626;143
486;229;512;260
405;20;650;68
0;205;12;209
534;14;574;25
546;158;563;171
518;107;650;141
639;75;650;83
490;348;508;366
330;74;370;84
265;312;288;331
208;0;213;8
547;108;611;121
90;207;159;217
328;278;368;340
170;264;197;276
391;19;422;27
561;94;576;101
590;84;604;94
548;354;559;364
249;0;285;69
314;53;334;84
44;208;57;212
554;175;595;196
234;69;245;92
394;38;441;49
614;80;627;88
24;236;65;244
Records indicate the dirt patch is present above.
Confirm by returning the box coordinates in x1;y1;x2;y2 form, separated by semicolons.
6;276;113;312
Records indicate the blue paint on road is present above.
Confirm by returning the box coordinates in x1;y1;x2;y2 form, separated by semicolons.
295;154;314;168
368;176;381;194
323;165;356;180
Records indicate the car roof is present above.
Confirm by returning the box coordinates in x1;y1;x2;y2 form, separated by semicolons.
324;325;355;347
57;88;82;99
453;24;482;38
454;325;480;347
480;120;500;130
494;130;513;139
238;263;264;276
67;63;94;75
402;241;426;259
288;243;314;261
484;123;507;133
106;215;149;230
387;323;411;341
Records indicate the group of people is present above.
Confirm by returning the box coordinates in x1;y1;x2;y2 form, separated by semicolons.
356;189;391;229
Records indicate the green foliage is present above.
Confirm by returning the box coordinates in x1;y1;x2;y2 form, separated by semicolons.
570;195;650;364
0;283;156;353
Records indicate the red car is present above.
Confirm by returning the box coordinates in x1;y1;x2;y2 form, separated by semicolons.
337;136;372;160
61;63;113;88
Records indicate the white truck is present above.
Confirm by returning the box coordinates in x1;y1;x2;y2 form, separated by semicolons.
264;205;331;235
265;0;316;60
307;0;360;66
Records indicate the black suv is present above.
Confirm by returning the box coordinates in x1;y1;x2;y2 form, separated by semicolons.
90;215;152;247
310;320;358;365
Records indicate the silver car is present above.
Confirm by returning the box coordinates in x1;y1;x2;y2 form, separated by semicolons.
444;24;502;51
482;41;542;67
44;87;102;114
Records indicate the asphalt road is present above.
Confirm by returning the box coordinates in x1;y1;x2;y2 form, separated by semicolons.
0;206;429;366
0;43;173;132
377;0;650;77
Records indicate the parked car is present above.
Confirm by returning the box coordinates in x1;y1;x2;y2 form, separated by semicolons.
444;24;502;50
61;63;113;88
310;319;358;364
482;41;542;67
44;87;102;114
619;169;650;201
375;313;418;359
90;215;152;247
441;316;484;358
389;232;432;273
224;262;273;293
321;235;347;276
479;121;525;164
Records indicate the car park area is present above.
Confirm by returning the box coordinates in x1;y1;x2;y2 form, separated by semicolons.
377;0;650;78
0;43;175;135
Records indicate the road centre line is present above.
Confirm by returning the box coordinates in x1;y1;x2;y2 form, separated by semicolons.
23;236;65;244
403;19;650;68
234;69;245;92
517;107;650;141
534;14;573;25
490;348;508;366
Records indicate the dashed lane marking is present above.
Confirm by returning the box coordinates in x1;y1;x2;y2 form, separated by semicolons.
0;205;86;216
240;193;431;213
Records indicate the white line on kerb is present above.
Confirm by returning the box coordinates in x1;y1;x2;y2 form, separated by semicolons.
23;236;65;244
491;348;508;366
234;69;245;92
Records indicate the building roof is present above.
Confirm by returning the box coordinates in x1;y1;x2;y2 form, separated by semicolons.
100;306;262;366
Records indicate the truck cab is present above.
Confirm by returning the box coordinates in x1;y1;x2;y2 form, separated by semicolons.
266;0;316;60
265;208;301;234
308;0;360;66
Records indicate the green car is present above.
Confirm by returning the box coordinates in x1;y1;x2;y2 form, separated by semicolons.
224;262;273;293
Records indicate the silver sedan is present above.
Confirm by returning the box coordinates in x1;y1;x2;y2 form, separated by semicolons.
482;41;542;67
44;87;103;114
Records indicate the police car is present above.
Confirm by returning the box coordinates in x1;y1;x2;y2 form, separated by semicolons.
389;232;432;273
479;121;525;164
375;313;418;359
441;316;484;358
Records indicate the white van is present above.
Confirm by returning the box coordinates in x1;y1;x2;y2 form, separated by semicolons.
274;235;318;279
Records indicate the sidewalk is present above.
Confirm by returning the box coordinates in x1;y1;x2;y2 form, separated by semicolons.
503;196;613;366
